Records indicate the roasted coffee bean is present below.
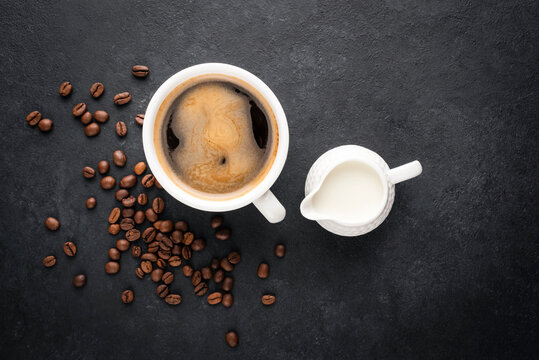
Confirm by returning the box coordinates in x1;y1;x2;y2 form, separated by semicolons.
83;166;96;179
262;294;276;306
201;267;212;280
164;256;181;268
109;207;121;223
38;119;53;132
86;197;96;209
26;110;42;126
93;110;109;123
151;268;164;282
137;193;148;206
135;113;145;126
122;207;135;218
216;227;231;241
85;123;100;137
194;282;208;296
63;241;77;256
156;258;166;269
191;271;202;286
132;65;150;78
105;261;120;274
165;294;182;305
80;111;92;125
210;215;223;229
171;230;183;244
141;253;157;262
43;255;56;267
225;331;239;348
141;260;152;273
158;249;171;260
120;174;137;189
109;248;121;261
220;258;233;272
115;121;127;137
131;245;141;258
121;289;134;304
275;244;286;258
227;251;241;265
120;218;135;231
159;220;173;233
153;221;163;231
134;210;145;224
147;241;159;253
183;232;194;245
101;176;116;189
152;197;165;213
142;227;156;243
172;244;181;256
156;284;169;298
213;269;224;283
222;293;234;308
135;267;145;279
115;189;129;201
45;217;60;231
113;92;131;105
222;277;234;292
72;103;87;116
175;221;189;232
122;196;136;208
116;239;130;251
141;174;155;188
108;224;120;235
126;229;141;242
134;162;146;175
191;238;206;252
182;264;194;277
160;237;173;250
207;292;222;305
155;231;167;242
210;258;220;270
90;82;104;98
113;150;127;167
97;160;109;175
181;246;191;260
155;179;163;189
162;271;174;285
72;274;87;288
257;263;269;279
59;81;72;96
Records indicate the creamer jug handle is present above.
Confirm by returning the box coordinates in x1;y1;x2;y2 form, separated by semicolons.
388;160;422;184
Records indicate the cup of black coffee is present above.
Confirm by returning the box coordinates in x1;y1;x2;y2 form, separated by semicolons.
143;63;289;222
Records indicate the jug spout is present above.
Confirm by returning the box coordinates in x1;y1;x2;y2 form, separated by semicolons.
300;192;322;220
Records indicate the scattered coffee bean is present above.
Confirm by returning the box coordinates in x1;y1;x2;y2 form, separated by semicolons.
152;197;165;213
80;111;92;125
72;274;87;288
156;258;166;269
222;293;234;308
109;224;120;235
171;230;183;244
97;160;110;174
201;267;212;280
210;215;223;229
182;264;194;277
121;196;136;208
59;81;72;97
134;162;146;175
113;92;131;105
262;294;276;306
181;246;191;260
116;239;130;251
172;244;181;256
222;277;234;292
43;255;56;267
208;292;222;305
137;193;147;205
126;229;141;242
165;294;182;305
90;82;104;98
175;221;188;232
147;241;159;253
225;331;239;348
220;258;234;272
115;121;127;137
158;249;171;260
115;188;129;201
113;150;126;167
162;271;174;285
122;207;135;218
108;207;121;223
132;65;150;78
38;119;53;132
141;260;152;273
156;284;169;298
134;211;145;224
135;113;145;126
105;261;120;274
83;166;96;179
141;253;157;262
257;263;269;279
85;122;100;137
109;248;121;261
86;197;97;209
120;218;135;231
26;110;42;126
135;267;144;279
63;241;77;257
227;251;241;265
183;232;194;245
191;271;202;286
141;174;155;188
194;282;208;296
159;220;173;233
101;176;116;189
151;268;164;282
210;258;220;270
214;269;224;283
93;110;109;123
216;227;231;240
72;103;87;116
153;220;163;231
120;174;137;188
45;217;60;231
275;244;286;258
142;227;156;243
121;289;134;304
159;238;173;252
168;256;182;267
191;238;206;251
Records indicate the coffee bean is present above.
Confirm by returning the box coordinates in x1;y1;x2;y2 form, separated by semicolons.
115;189;129;201
172;244;181;256
158;220;172;233
220;258;233;272
151;268;164;282
190;239;205;252
137;193;147;206
200;267;212;280
222;293;234;308
113;150;126;167
38;119;53;132
175;221;189;232
225;331;239;348
155;179;163;189
63;241;77;256
182;264;194;277
141;260;152;273
165;294;182;305
109;207;121;223
113;92;131;105
222;277;234;292
101;176;116;190
121;289;134;304
257;263;269;279
171;230;183;244
126;229;141;242
156;284;169;298
152;197;165;214
80;111;92;125
115;121;127;137
207;292;222;305
168;256;182;267
261;294;276;306
90;82;104;98
160;236;173;250
120;174;137;188
86;197;96;209
135;113;145;126
210;215;223;229
85;123;100;137
162;271;174;285
93;110;109;123
26;110;42;126
121;196;136;208
120;218;135;231
108;224;120;235
183;232;194;245
194;282;208;296
227;251;241;265
97;160;110;174
210;258;220;270
109;248;121;260
43;255;56;267
153;221;163;231
134;162;146;175
72;274;87;288
275;244;286;258
142;227;156;243
122;208;135;218
147;241;159;253
135;267;144;279
213;269;224;284
134;211;145;224
216;227;231;241
141;253;157;262
45;217;60;231
141;174;155;188
116;239;130;251
158;249;171;260
59;82;72;97
132;65;150;78
181;246;191;260
82;166;96;179
72;103;87;116
191;271;201;286
105;261;120;274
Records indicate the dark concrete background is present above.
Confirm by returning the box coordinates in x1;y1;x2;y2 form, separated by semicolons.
1;0;538;358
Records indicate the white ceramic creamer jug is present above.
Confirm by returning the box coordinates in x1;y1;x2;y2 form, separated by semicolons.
300;145;422;236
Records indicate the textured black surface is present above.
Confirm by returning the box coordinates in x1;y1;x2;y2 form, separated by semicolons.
1;1;538;359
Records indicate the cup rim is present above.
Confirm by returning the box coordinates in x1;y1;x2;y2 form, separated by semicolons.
142;63;289;212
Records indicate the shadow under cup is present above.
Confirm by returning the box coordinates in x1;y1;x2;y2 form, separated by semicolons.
153;73;280;201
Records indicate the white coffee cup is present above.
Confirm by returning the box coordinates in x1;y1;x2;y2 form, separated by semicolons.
142;63;289;223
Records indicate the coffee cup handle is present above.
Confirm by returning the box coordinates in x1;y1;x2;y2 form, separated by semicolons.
253;190;286;223
388;160;423;184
